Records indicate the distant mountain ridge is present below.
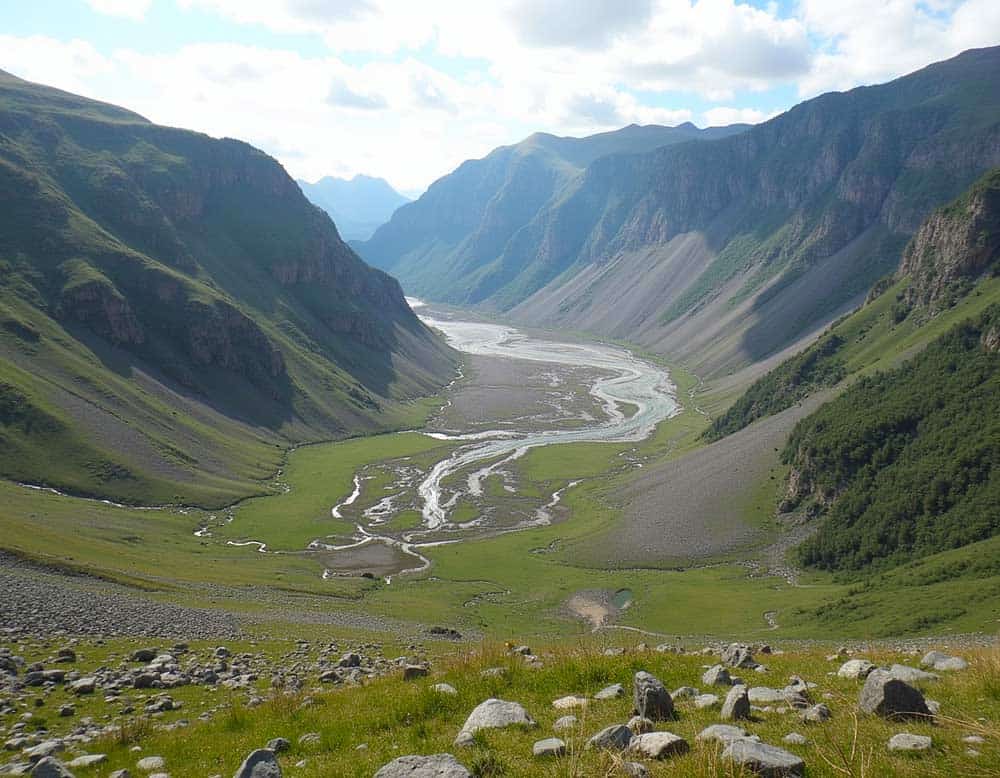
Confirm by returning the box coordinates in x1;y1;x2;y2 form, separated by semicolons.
0;69;454;505
356;121;749;304
297;174;409;241
360;46;1000;380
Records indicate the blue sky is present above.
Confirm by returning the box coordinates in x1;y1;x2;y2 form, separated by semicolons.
1;1;996;193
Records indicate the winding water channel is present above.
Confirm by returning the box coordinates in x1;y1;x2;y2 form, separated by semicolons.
315;302;681;578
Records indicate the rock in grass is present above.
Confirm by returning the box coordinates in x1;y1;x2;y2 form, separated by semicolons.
722;644;758;669
432;683;457;695
721;685;751;721
887;733;932;752
703;665;732;686
627;716;654;735
694;693;720;709
454;699;535;746
109;771;131;778
594;683;624;700
532;738;566;757
800;704;831;724
553;715;577;731
374;754;470;778
266;739;290;754
67;755;106;769
136;757;165;773
632;671;674;720
696;724;754;744
70;677;96;695
622;763;649;778
233;750;280;778
628;731;689;759
403;665;428;681
858;670;931;720
837;659;875;679
552;695;588;710
587;724;633;751
30;758;74;778
920;651;967;672
722;740;805;777
783;733;808;746
672;686;699;699
887;665;938;684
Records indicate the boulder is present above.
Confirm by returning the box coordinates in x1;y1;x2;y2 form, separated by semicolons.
586;724;633;751
136;757;165;773
622;764;649;778
374;754;470;778
30;759;74;778
594;683;624;700
800;703;831;724
232;750;280;778
67;756;106;769
859;670;931;720
722;644;758;669
403;665;428;681
887;733;932;752
920;651;967;672
454;699;535;746
626;716;654;735
721;685;751;721
694;693;720;709
70;678;95;695
748;687;785;705
532;738;565;757
432;683;457;695
553;715;577;732
552;695;588;710
632;671;674;720
887;665;938;684
628;732;689;759
722;740;805;777
266;739;290;754
703;665;732;686
671;686;699;699
696;724;753;744
783;733;808;746
837;659;876;679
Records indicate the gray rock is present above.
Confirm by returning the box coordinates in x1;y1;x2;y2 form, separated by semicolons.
587;724;633;751
136;758;165;773
622;764;649;778
858;670;931;720
594;683;624;700
373;754;470;778
67;756;106;769
632;671;674;720
800;704;831;724
70;678;95;695
671;686;699;699
626;716;654;735
403;665;428;681
131;649;157;663
721;685;751;721
887;733;932;752
920;651;967;672
696;725;754;744
837;659;875;679
109;771;131;778
748;687;785;705
783;733;808;746
232;749;280;778
29;759;74;778
266;739;290;754
553;715;577;731
551;695;588;710
702;665;732;686
722;644;758;669
297;734;319;748
694;693;720;709
628;731;689;759
532;738;565;757
454;699;535;746
722;740;805;777
25;741;64;761
338;653;361;668
888;665;938;684
432;683;457;695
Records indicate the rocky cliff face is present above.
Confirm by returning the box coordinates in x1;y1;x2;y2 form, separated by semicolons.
899;168;1000;308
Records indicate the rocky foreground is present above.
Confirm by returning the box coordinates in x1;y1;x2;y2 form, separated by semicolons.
1;636;996;777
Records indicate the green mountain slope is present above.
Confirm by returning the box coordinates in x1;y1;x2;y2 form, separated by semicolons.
783;305;999;572
0;69;455;506
356;122;747;304
296;174;409;241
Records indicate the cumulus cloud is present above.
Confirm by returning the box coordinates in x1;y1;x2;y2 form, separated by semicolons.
327;77;387;110
701;105;775;126
506;0;655;50
85;0;152;20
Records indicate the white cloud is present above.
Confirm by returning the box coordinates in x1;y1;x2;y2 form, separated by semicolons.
85;0;152;20
701;106;776;126
797;0;1000;96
